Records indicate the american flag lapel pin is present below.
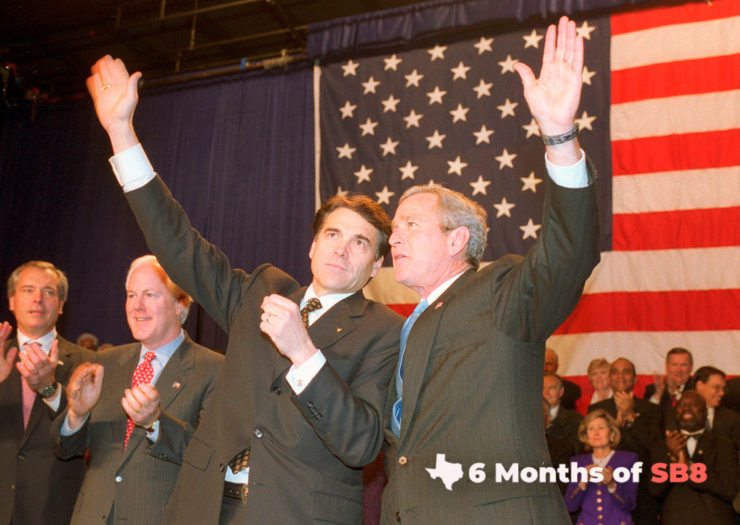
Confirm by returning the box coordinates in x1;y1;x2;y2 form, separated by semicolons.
434;301;443;310
172;381;182;389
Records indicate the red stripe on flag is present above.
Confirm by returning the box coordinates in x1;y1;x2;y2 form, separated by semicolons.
613;207;740;250
611;0;740;35
555;289;740;334
612;54;740;104
612;129;740;176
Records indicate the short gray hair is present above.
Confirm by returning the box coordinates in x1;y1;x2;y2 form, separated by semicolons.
126;255;193;325
7;261;69;303
399;184;488;269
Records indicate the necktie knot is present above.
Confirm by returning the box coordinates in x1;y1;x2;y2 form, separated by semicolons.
300;298;323;327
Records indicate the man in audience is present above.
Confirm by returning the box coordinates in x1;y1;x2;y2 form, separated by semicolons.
544;372;583;454
545;347;581;410
650;390;738;525
76;332;99;350
692;366;740;451
542;399;574;496
589;357;661;525
51;255;223;525
0;261;95;525
644;347;694;429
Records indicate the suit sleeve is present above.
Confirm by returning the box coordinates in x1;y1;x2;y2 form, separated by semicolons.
124;176;259;332
687;435;739;502
492;161;600;343
50;408;89;460
291;311;401;467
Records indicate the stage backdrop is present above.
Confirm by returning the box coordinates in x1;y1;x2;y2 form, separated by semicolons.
312;0;740;396
0;0;737;387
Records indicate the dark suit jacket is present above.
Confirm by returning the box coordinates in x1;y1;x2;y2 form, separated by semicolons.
721;377;740;414
546;434;574;496
650;430;738;525
588;397;661;463
381;176;600;524
0;336;94;525
564;450;638;525
125;175;402;525
644;381;690;432
711;405;740;450
548;406;584;455
51;336;222;525
561;379;582;411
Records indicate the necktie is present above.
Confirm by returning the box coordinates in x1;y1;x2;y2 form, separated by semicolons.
21;342;39;429
391;299;429;437
300;298;322;327
229;448;251;474
124;351;156;451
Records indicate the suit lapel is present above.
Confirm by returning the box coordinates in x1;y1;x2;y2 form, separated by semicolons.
156;336;193;410
308;291;364;349
4;339;28;442
270;288;367;383
398;270;474;444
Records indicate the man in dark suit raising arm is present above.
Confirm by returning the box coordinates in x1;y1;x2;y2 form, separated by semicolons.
85;55;402;524
381;16;600;524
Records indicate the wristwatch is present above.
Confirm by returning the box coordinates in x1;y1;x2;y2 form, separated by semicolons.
38;382;59;399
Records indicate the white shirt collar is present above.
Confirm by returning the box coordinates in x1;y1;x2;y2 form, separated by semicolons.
302;284;353;325
424;270;467;305
17;328;57;355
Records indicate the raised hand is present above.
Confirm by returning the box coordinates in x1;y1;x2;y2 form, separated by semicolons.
67;363;105;430
0;322;18;384
260;294;318;367
17;340;59;392
121;383;161;429
86;55;141;153
513;16;584;137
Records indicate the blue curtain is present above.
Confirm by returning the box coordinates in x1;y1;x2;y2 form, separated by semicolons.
1;0;653;351
308;0;652;60
0;64;315;351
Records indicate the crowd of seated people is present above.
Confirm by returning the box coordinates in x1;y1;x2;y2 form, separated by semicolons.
545;347;740;525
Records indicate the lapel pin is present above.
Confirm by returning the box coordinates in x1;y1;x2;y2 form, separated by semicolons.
172;381;182;389
336;327;343;332
434;301;443;310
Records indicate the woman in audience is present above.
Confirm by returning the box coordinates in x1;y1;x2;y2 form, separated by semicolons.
575;358;612;414
565;409;638;525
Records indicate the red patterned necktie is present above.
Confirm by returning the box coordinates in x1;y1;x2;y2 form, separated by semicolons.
21;342;38;429
123;351;156;451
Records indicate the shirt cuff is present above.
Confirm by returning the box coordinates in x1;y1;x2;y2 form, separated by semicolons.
61;413;89;436
146;419;160;442
285;351;327;395
544;148;588;188
109;143;156;192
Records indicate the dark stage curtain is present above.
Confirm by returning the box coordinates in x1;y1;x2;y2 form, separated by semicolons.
0;64;315;351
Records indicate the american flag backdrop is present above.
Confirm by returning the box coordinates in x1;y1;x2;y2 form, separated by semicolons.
315;0;740;383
